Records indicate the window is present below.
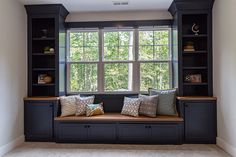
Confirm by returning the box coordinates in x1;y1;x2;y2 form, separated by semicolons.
68;30;99;92
138;28;171;91
67;27;172;93
103;29;134;91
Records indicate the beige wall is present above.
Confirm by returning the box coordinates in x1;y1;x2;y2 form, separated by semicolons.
0;0;27;155
66;10;172;22
213;0;236;156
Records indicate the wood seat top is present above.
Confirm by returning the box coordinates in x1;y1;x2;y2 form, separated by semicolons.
55;113;183;122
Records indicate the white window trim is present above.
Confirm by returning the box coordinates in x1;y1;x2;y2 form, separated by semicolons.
66;27;172;94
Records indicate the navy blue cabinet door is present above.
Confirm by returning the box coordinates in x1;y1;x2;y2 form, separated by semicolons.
24;101;53;141
87;124;116;142
56;123;87;142
184;102;216;143
118;124;149;143
150;124;182;144
55;123;116;143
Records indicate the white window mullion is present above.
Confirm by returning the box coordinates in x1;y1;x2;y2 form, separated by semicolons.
98;29;104;93
66;30;71;93
168;61;173;89
133;28;140;92
66;63;71;93
168;28;173;88
128;31;134;91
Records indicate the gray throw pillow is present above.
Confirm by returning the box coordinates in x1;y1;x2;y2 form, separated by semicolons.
138;94;158;117
121;97;141;117
149;88;177;116
75;95;95;116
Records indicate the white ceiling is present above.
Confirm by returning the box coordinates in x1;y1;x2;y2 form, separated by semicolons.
17;0;173;13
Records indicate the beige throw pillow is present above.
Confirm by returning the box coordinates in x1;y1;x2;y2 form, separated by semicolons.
60;95;79;117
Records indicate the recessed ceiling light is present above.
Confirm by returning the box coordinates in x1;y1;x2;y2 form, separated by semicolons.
113;1;129;6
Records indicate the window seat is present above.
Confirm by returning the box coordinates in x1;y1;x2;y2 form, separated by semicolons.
54;94;183;144
54;113;183;144
55;113;183;122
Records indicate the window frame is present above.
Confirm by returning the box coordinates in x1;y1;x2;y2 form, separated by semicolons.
66;27;172;94
102;28;135;92
137;27;173;91
66;29;100;93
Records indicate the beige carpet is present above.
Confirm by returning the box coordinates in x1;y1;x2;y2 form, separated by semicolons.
3;142;231;157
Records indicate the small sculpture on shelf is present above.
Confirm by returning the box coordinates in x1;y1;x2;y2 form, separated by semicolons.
184;74;191;82
192;23;200;35
43;75;53;84
38;74;53;84
38;74;47;84
184;74;202;83
184;41;195;52
44;46;55;54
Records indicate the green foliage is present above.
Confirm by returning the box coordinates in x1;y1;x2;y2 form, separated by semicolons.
104;31;133;61
69;64;97;92
105;63;130;91
68;29;170;92
70;32;98;61
139;30;169;60
140;63;169;91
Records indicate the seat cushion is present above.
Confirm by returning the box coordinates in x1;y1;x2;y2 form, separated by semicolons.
55;113;183;122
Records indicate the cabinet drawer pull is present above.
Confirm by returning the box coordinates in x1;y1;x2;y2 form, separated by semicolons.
84;125;90;128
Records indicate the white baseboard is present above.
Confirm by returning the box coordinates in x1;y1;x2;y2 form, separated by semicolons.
0;135;24;157
217;137;236;157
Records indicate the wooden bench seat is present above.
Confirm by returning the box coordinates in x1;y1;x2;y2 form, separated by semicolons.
55;113;183;122
54;94;184;144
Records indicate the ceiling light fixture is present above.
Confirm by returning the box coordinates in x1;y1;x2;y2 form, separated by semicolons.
113;1;129;6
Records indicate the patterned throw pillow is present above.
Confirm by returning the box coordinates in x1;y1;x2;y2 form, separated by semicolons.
149;88;177;116
121;97;141;117
86;103;104;117
60;95;79;117
138;94;158;117
75;96;95;116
